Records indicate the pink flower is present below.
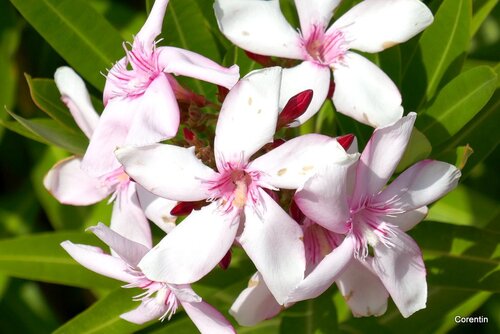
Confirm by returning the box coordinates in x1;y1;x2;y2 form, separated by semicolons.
44;67;177;246
61;223;235;333
214;0;433;127
82;0;240;176
116;67;353;304
292;113;461;317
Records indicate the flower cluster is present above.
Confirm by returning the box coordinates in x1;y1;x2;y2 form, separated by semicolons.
45;0;461;332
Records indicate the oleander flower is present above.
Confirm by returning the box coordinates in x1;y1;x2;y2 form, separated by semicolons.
116;67;353;304
62;223;235;333
214;0;433;127
82;0;240;176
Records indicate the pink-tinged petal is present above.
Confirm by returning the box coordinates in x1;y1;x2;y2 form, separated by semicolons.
138;202;239;284
333;0;433;53
285;235;355;304
295;158;357;233
295;0;341;36
382;206;428;232
332;52;403;128
125;74;180;146
336;260;388;317
230;272;282;326
103;57;126;106
120;299;168;325
136;184;177;233
44;156;112;205
60;241;137;283
54;67;99;138
135;0;169;47
110;183;152;249
375;160;461;211
181;301;236;334
239;190;305;305
214;67;282;168
280;61;331;126
116;144;217;202
158;47;239;89
371;229;427;318
251;134;349;190
351;113;416;208
81;98;135;176
88;222;150;268
214;0;303;59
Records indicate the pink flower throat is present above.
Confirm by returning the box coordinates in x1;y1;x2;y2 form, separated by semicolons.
301;24;347;66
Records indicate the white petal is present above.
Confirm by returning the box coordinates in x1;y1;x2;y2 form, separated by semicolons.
158;47;239;89
88;222;150;268
285;235;355;303
382;206;428;232
333;0;433;53
214;0;303;59
280;61;331;126
81;98;135;177
251;134;351;189
116;144;217;202
239;190;305;305
295;158;357;233
295;0;341;36
135;0;169;47
54;67;99;138
44;156;112;205
351;113;416;207
332;51;403;128
375;160;461;211
139;202;239;284
229;272;281;326
124;74;180;146
120;299;167;325
336;260;388;317
110;183;152;249
214;67;282;168
136;184;177;233
371;229;427;318
182;301;236;334
60;241;136;283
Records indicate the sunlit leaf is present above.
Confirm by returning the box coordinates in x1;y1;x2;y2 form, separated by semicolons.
417;66;497;146
471;0;498;36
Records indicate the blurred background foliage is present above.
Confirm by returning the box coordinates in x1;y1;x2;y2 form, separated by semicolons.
0;0;498;333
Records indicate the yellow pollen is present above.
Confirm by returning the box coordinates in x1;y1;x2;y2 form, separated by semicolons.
232;179;248;209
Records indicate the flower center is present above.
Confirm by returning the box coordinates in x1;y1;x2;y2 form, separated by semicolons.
107;40;161;99
301;24;347;66
303;220;340;274
207;163;261;212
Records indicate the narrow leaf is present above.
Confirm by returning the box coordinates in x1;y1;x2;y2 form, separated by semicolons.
417;66;497;146
471;0;498;36
0;231;118;289
9;0;124;89
6;110;88;155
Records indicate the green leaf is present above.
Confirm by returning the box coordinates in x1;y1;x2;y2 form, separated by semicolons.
25;74;81;132
54;288;144;334
471;0;498;36
315;100;336;137
435;90;500;176
427;184;500;228
5;110;88;155
396;127;432;173
0;118;48;144
417;66;497;146
378;46;402;88
0;231;118;289
402;0;472;110
280;290;338;334
9;0;124;90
